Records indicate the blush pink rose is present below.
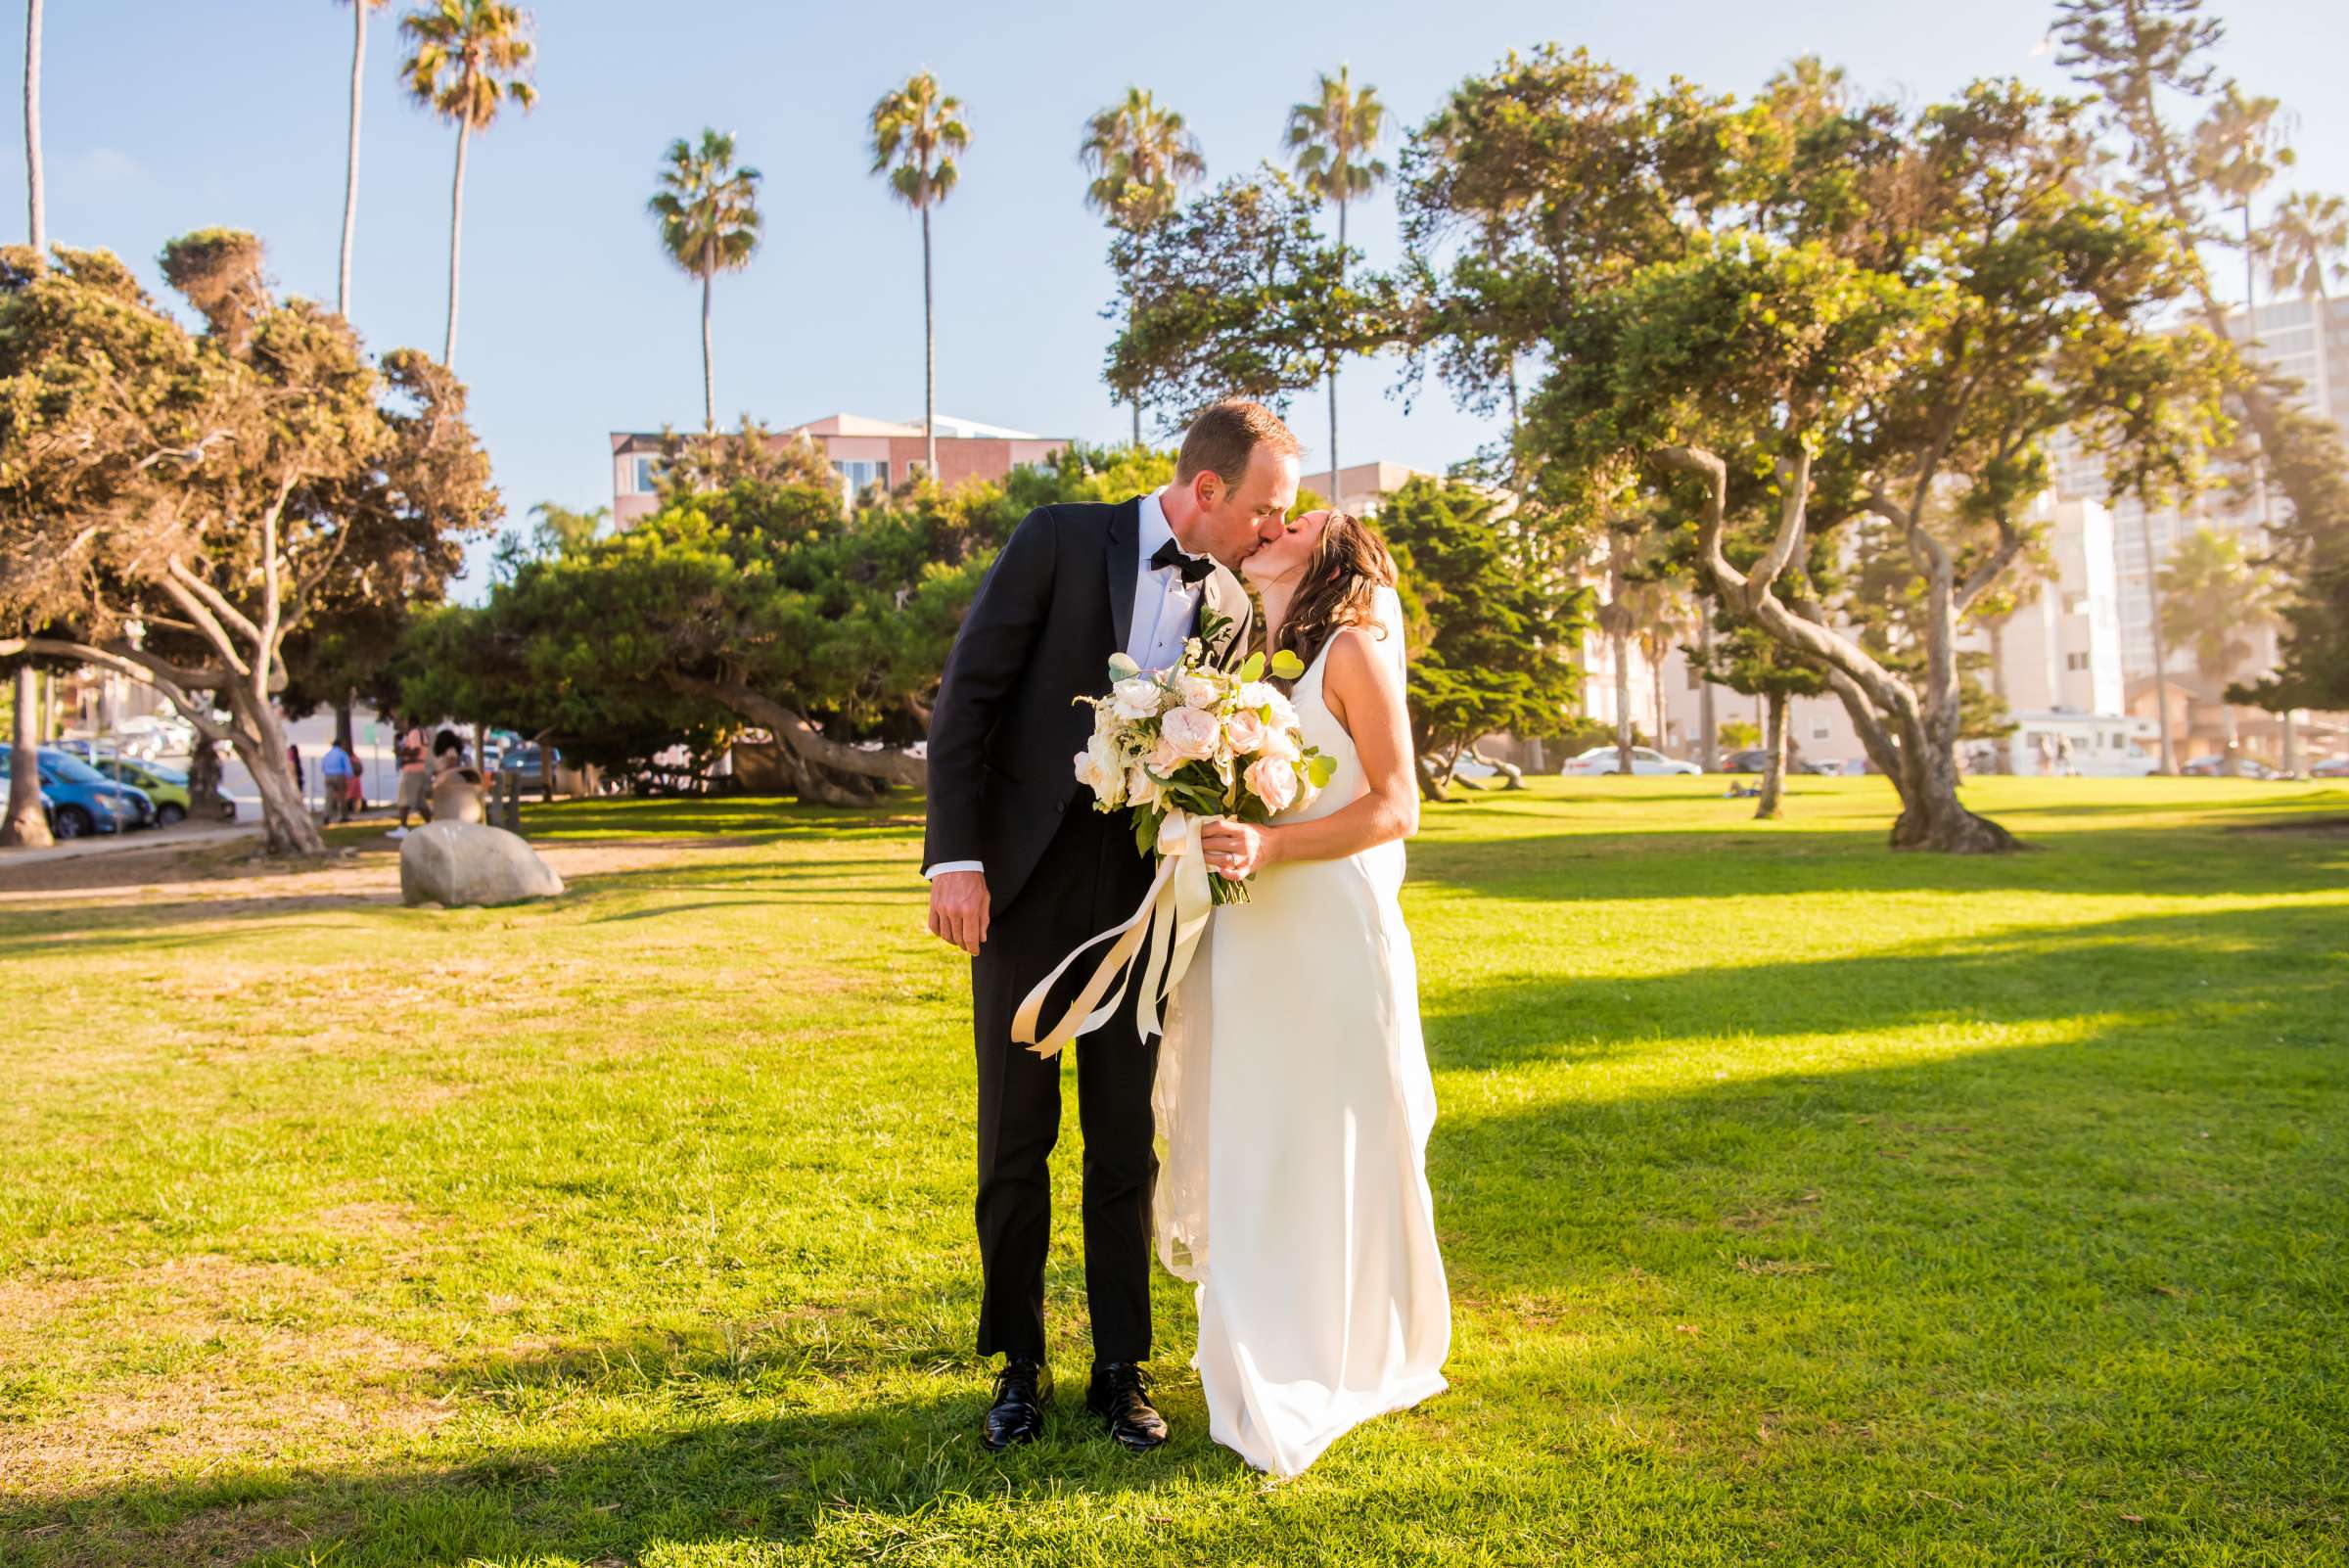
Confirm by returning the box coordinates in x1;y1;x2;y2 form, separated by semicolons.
1222;708;1267;755
1159;703;1220;761
1244;756;1300;813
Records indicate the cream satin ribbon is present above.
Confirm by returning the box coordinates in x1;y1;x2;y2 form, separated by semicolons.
1011;809;1217;1059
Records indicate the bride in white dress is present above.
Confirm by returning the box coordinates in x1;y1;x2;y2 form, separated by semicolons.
1161;509;1451;1477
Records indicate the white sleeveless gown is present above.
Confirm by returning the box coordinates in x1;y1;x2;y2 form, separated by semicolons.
1153;595;1451;1476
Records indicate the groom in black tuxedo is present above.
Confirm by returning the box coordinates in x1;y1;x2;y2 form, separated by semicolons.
924;400;1303;1452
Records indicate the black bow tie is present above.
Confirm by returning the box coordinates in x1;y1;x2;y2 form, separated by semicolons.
1150;537;1217;584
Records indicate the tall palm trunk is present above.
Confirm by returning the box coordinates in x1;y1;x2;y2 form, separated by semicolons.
1757;689;1788;819
1325;195;1345;486
442;115;471;366
920;205;937;480
2138;509;2178;774
4;0;49;850
1611;631;1633;773
339;0;367;318
700;258;715;432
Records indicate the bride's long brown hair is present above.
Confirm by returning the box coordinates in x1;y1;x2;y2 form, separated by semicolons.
1266;510;1400;683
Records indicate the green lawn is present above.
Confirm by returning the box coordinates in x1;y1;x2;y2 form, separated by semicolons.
2;776;2344;1566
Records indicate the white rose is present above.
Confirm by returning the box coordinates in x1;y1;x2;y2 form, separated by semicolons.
1256;724;1302;762
1074;734;1125;805
1266;691;1300;728
1148;733;1185;774
1126;764;1160;807
1223;708;1267;755
1174;671;1221;709
1237;680;1282;713
1244;756;1300;813
1158;704;1220;761
1112;676;1164;722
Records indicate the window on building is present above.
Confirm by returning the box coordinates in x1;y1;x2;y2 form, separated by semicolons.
2065;652;2089;671
1685;664;1702;690
1811;723;1831;740
630;456;662;493
832;459;890;496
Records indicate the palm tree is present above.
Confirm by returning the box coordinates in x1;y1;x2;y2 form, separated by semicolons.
2159;528;2280;774
1284;67;1388;484
1080;87;1204;236
2191;84;2294;529
336;0;389;319
648;129;763;434
4;0;48;848
1632;582;1697;759
1080;87;1205;447
869;71;969;482
398;0;536;368
2255;191;2348;305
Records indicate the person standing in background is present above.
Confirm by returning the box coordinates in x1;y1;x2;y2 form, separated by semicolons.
394;720;431;830
319;739;356;824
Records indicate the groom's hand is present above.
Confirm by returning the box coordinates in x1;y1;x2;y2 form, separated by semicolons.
928;869;991;956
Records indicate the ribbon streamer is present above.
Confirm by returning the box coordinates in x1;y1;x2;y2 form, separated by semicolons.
1012;809;1216;1059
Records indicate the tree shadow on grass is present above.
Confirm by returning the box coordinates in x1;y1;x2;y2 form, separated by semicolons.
1408;821;2349;902
1417;899;2346;1073
6;1321;1250;1568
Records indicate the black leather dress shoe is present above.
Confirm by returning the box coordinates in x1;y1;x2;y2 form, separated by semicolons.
1085;1361;1169;1451
982;1357;1052;1451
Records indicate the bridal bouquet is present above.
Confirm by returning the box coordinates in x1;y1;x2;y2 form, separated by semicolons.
1071;614;1338;905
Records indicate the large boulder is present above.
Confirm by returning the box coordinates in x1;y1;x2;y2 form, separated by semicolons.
399;821;564;908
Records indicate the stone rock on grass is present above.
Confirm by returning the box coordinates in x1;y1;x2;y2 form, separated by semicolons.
398;821;564;908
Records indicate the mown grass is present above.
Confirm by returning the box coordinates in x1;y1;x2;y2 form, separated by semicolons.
1;775;2343;1566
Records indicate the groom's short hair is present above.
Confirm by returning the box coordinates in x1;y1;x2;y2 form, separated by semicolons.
1175;399;1302;489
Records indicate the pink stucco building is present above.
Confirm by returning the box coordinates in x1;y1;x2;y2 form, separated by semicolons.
610;413;1068;527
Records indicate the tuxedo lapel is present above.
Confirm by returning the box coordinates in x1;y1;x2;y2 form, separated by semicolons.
1199;568;1250;669
1105;496;1141;658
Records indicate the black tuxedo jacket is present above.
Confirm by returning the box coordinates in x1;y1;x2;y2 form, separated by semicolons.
924;496;1254;914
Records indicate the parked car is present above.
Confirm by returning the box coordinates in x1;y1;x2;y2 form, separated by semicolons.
2310;757;2349;778
94;756;195;825
1559;745;1702;777
1721;748;1774;774
2181;754;2284;779
1799;757;1867;776
0;747;143;837
496;743;558;778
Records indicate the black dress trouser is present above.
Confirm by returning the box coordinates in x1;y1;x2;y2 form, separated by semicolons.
970;806;1160;1364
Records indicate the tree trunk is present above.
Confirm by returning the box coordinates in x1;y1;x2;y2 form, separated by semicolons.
1697;605;1717;772
2281;707;2301;775
2139;508;2178;774
660;672;925;792
1611;630;1633;772
1326;196;1345;489
221;684;325;856
700;262;715;433
1888;719;2018;853
920;203;937;481
6;6;48;848
23;0;40;258
2;667;49;848
2220;694;2240;775
442;116;470;367
1757;689;1787;819
1131;397;1140;450
1652;648;1669;761
338;0;365;319
334;697;355;754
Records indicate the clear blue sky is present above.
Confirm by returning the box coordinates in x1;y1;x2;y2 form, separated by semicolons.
13;1;2342;597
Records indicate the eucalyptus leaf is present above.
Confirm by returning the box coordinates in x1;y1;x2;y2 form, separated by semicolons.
1269;648;1306;679
1308;754;1338;788
1239;651;1267;683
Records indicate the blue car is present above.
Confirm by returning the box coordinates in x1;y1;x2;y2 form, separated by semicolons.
0;747;150;838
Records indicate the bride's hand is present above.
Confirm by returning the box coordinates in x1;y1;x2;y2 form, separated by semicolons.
1199;817;1277;879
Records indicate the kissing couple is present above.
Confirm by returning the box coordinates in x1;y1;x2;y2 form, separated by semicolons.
922;399;1449;1477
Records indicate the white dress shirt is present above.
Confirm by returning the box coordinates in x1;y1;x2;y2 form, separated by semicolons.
925;489;1208;881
